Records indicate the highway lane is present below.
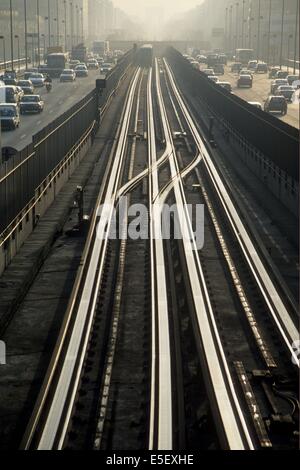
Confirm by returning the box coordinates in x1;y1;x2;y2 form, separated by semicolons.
1;69;100;151
200;63;299;129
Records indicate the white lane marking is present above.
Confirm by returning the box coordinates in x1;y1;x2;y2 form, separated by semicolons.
49;109;53;114
20;134;26;139
37;120;41;125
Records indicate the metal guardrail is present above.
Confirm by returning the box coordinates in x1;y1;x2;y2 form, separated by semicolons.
0;58;28;72
0;49;134;238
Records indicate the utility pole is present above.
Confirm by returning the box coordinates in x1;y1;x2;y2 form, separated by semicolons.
279;0;285;69
64;0;67;51
225;7;228;53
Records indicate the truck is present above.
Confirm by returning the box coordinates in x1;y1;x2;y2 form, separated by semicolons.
235;49;254;65
47;46;63;55
93;40;109;58
72;43;88;63
45;53;68;78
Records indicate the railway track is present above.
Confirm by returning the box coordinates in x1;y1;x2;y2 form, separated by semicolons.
20;56;299;451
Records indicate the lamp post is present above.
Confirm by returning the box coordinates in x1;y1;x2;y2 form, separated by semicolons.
249;17;254;49
41;33;46;61
294;0;299;74
80;7;83;42
47;0;51;47
241;0;245;48
24;0;28;69
235;2;239;51
9;0;14;71
0;36;6;69
56;0;60;46
36;0;40;67
257;0;261;61
70;2;74;49
225;7;228;53
287;34;293;72
75;4;79;45
229;5;233;56
14;35;20;71
279;0;285;69
63;0;67;51
267;0;272;65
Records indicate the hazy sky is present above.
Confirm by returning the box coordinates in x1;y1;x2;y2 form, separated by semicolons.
114;0;202;18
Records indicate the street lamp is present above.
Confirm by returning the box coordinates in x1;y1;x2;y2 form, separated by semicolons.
229;5;233;56
41;33;46;60
80;7;83;42
241;0;245;48
24;0;28;69
47;0;51;47
56;0;60;46
0;36;6;69
235;2;239;51
225;7;228;53
294;0;299;74
249;17;254;49
279;0;285;69
287;34;293;72
36;0;40;67
9;0;14;71
14;35;20;71
257;0;261;61
70;2;74;50
267;0;272;66
63;0;67;51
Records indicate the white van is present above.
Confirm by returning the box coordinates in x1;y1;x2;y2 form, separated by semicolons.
0;85;19;104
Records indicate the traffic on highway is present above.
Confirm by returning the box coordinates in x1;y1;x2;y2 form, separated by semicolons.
0;43;122;149
184;49;299;128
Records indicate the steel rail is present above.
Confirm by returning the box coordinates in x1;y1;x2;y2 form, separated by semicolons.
156;58;254;450
21;67;141;450
164;58;299;365
147;67;173;450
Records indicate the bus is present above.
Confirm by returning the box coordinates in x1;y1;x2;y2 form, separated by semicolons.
93;41;109;57
235;49;254;64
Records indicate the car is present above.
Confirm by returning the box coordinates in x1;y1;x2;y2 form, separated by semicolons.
237;74;253;88
268;67;280;79
231;62;242;73
24;68;39;80
264;95;287;115
287;74;300;86
0;103;20;130
97;57;104;65
69;60;80;70
3;77;18;86
255;62;268;73
240;69;254;77
60;69;76;82
17;79;34;95
75;64;88;77
275;70;289;79
208;75;219;83
248;101;263;110
275;85;295;102
202;68;215;75
190;61;199;70
247;60;258;70
197;55;207;63
218;81;232;92
100;63;113;74
218;54;227;65
87;59;98;69
19;94;44;114
0;85;19;103
213;63;224;75
29;73;45;87
270;78;288;94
